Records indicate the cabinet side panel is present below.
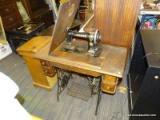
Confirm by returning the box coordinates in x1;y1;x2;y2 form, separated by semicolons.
95;0;142;52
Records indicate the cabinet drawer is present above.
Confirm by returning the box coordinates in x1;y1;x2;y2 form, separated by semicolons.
40;60;50;66
0;0;12;6
104;75;117;83
2;14;18;27
42;66;56;77
0;4;15;17
101;75;118;94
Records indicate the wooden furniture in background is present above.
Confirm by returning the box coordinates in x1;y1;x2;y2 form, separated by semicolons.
17;36;57;91
21;0;54;27
0;0;46;53
95;0;142;52
7;22;45;52
39;19;81;36
0;0;23;31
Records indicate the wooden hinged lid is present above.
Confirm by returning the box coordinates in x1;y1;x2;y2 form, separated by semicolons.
16;36;51;54
48;0;80;55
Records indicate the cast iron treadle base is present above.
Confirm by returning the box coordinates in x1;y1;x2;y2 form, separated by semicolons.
67;82;91;101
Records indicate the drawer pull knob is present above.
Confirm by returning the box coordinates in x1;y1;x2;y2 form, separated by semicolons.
9;18;13;21
41;62;45;65
5;8;9;12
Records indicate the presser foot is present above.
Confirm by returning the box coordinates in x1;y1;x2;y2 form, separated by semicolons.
62;42;86;54
87;47;102;57
62;43;102;57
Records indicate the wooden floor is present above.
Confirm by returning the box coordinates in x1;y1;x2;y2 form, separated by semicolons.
0;52;130;120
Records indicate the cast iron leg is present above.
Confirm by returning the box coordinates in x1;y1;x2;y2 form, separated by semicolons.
57;69;61;102
56;68;72;102
95;75;102;115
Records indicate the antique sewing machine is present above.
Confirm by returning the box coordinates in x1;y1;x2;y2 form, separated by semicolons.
63;27;101;57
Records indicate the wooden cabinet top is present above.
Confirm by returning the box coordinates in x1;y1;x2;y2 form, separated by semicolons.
34;39;127;78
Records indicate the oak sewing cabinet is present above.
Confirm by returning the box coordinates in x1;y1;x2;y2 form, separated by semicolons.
17;0;141;115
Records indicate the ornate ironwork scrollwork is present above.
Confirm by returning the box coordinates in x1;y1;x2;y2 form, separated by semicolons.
56;68;72;101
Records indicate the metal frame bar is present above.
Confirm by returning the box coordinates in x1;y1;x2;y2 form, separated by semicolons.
95;75;102;115
56;68;72;101
56;67;102;115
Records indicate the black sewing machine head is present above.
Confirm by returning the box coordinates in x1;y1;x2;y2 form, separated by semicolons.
64;27;101;57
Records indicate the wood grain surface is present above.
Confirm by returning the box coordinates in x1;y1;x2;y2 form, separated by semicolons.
49;0;80;54
35;39;127;78
17;36;57;90
95;0;142;52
